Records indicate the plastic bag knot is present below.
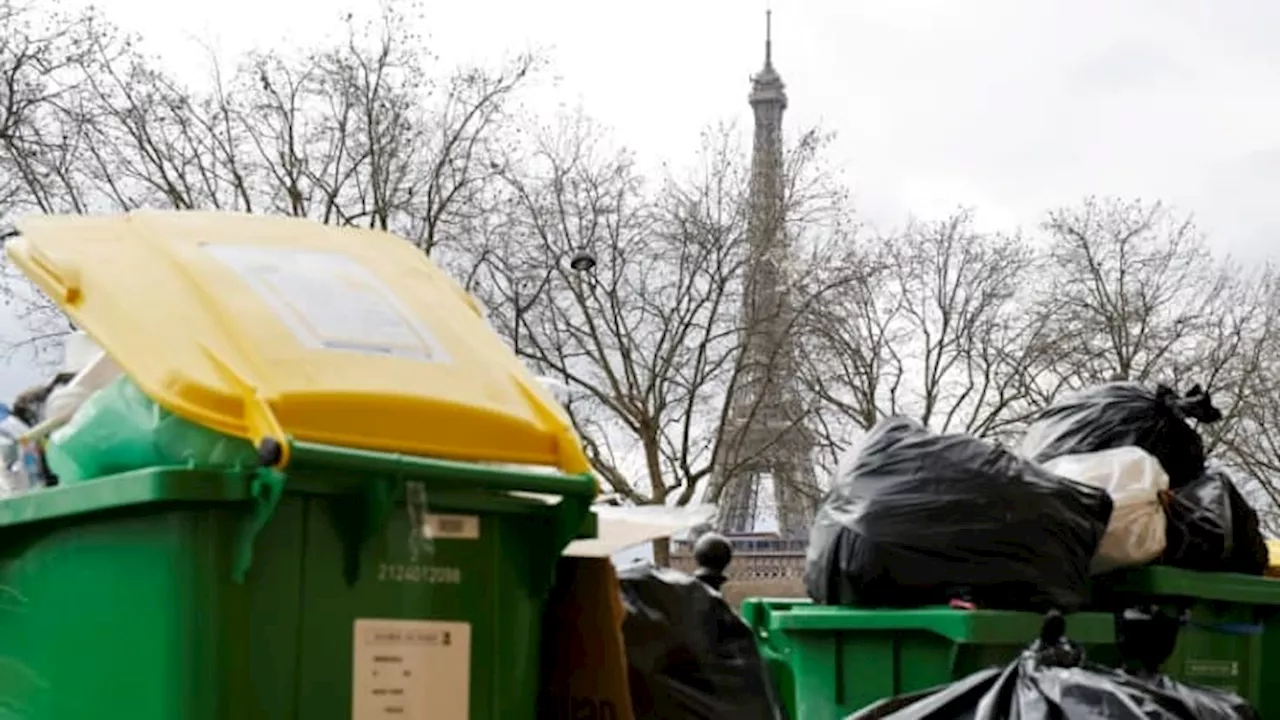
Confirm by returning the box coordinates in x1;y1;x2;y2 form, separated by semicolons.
1158;382;1224;424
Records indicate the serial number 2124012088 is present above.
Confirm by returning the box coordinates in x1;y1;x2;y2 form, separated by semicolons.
377;563;463;585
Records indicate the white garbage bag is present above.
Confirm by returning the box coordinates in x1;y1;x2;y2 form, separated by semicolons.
1042;446;1169;574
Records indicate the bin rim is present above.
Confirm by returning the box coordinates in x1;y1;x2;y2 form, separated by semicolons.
0;449;595;525
0;444;597;584
1101;565;1280;605
768;606;1117;644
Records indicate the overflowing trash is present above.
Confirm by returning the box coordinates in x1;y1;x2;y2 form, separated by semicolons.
1019;382;1222;488
617;563;786;720
807;381;1268;611
1160;465;1269;575
43;375;257;483
805;416;1113;612
798;379;1274;719
847;611;1258;720
0;332;124;493
1041;446;1169;574
0;403;31;496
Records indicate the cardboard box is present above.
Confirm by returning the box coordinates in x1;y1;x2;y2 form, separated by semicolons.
540;505;714;720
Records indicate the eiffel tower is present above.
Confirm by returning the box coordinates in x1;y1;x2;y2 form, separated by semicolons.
709;12;821;540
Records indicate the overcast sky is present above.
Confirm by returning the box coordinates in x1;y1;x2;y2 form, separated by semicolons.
74;0;1280;258
5;0;1279;393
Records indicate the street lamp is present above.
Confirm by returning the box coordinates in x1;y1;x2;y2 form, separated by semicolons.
569;249;597;273
561;249;597;390
511;250;596;378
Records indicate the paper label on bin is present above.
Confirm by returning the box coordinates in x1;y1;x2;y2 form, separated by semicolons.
352;619;471;720
203;244;450;363
422;514;480;540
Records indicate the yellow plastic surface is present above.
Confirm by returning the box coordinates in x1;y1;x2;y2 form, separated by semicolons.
1268;540;1280;577
8;211;591;474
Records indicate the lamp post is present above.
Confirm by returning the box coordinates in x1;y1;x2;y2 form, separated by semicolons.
512;278;526;356
563;249;597;391
511;248;596;375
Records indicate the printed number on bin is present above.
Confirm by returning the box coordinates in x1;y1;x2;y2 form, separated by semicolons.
378;563;462;585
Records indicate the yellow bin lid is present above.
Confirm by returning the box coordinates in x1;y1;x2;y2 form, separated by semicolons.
8;211;591;474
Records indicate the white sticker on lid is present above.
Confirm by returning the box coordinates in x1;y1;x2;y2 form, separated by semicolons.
352;619;471;720
202;244;450;363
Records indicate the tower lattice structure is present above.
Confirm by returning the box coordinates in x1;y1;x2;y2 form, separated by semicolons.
712;12;821;540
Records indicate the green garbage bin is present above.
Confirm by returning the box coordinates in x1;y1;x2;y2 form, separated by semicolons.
0;209;613;719
765;604;1118;720
0;442;595;720
740;598;810;720
1096;565;1280;716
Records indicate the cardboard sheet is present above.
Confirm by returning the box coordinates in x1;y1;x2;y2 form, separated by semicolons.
542;503;716;720
562;504;715;558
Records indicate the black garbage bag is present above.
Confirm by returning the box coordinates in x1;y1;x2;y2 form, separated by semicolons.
1019;382;1222;489
1114;606;1185;675
1160;465;1268;575
616;563;786;720
805;416;1113;612
847;612;1259;720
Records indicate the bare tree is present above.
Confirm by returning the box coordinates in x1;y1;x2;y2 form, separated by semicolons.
0;0;542;361
1203;271;1280;528
887;213;1046;436
473;117;860;563
0;0;121;365
0;0;101;215
792;247;897;464
58;1;538;244
1033;196;1280;516
1036;197;1233;385
226;4;540;259
801;210;1053;456
1034;196;1275;431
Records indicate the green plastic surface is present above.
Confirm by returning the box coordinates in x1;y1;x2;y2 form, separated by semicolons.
740;598;809;720
759;602;1118;720
1098;566;1280;716
0;448;596;720
1104;566;1280;605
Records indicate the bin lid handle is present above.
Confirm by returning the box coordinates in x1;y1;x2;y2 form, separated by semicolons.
25;241;82;305
201;346;291;469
